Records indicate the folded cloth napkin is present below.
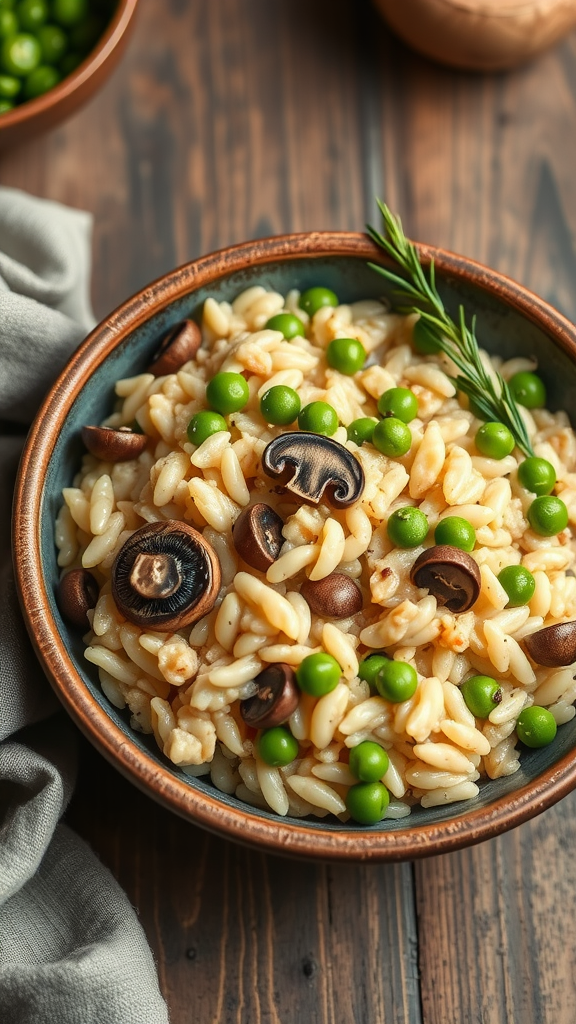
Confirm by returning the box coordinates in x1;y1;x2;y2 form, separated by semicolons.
0;187;169;1024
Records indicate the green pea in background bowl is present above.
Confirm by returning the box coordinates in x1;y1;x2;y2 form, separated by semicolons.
0;0;139;151
13;231;576;862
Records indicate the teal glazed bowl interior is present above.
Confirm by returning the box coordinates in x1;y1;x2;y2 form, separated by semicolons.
13;232;576;862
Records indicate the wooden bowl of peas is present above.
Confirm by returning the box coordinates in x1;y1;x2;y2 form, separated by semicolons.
0;0;138;149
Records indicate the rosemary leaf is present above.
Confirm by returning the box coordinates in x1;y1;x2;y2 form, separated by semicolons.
367;203;534;457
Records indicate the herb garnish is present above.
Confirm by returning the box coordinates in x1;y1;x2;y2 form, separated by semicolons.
367;200;534;457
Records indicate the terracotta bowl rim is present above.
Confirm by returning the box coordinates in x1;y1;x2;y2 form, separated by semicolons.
0;0;139;132
13;229;576;862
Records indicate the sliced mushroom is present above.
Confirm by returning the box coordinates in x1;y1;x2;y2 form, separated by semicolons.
410;544;481;613
81;425;148;462
57;568;99;629
232;503;284;572
112;521;221;630
262;432;364;509
240;663;299;728
148;319;202;376
300;573;363;619
524;621;576;667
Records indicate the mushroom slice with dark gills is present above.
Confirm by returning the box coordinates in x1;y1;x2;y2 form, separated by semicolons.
261;432;365;509
112;521;221;630
410;545;481;613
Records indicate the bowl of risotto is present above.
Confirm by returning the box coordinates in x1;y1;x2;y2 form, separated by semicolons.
13;231;576;861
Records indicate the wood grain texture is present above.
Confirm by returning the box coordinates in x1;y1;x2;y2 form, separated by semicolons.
415;797;576;1024
4;0;576;1019
68;742;420;1024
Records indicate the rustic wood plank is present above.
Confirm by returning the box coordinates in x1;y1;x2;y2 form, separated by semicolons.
415;797;576;1024
68;740;420;1024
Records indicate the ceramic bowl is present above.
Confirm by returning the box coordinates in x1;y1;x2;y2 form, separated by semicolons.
0;0;139;151
13;231;576;862
373;0;576;72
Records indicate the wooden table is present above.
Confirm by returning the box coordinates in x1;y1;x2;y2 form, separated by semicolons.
4;2;576;1020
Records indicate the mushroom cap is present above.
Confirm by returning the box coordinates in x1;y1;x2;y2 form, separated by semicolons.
148;319;202;376
81;425;148;462
112;520;221;630
300;573;363;619
524;620;576;667
57;568;99;629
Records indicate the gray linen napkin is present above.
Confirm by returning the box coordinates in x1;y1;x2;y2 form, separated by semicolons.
0;187;169;1024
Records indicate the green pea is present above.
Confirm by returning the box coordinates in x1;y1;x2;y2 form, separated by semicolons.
265;312;305;339
509;371;546;409
358;654;389;690
23;62;59;97
1;32;41;75
372;417;412;458
257;726;299;767
347;417;377;446
375;660;418;703
0;72;20;96
52;0;87;27
387;506;428;548
518;456;556;496
186;410;227;446
296;652;341;697
0;10;17;37
206;371;249;415
260;385;301;425
59;50;81;76
37;23;67;63
498;565;535;607
475;422;515;460
434;516;476;552
527;495;568;536
299;286;338;318
377;387;418;423
412;317;441;354
349;741;389;783
298;400;338;436
68;13;102;52
0;96;13;110
346;781;389;825
461;675;502;719
516;706;557;748
15;0;47;31
326;337;366;375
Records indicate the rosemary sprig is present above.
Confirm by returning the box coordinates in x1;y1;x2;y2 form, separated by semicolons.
366;199;534;457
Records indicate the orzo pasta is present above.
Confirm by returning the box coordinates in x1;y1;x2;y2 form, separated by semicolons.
55;282;576;824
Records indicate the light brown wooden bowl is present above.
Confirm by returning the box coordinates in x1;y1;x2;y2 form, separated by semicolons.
374;0;576;72
13;232;576;861
0;0;139;150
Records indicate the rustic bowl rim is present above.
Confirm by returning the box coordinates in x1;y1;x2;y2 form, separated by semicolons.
13;230;576;862
0;0;139;133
